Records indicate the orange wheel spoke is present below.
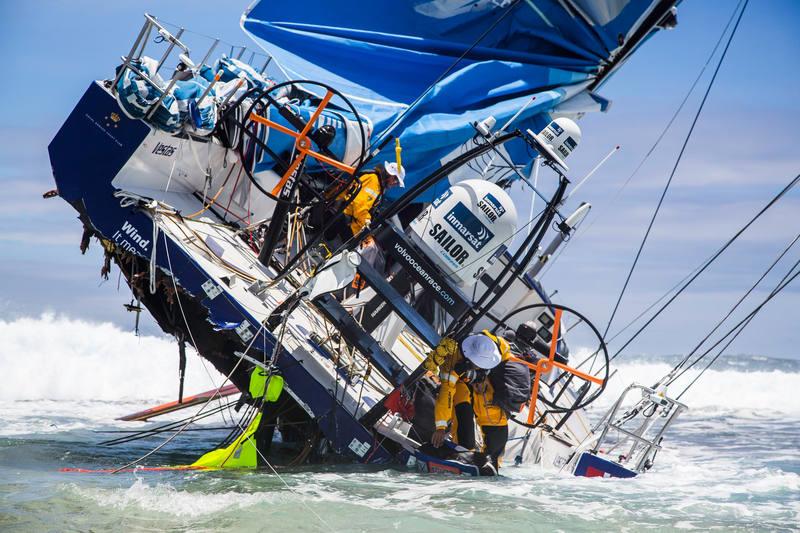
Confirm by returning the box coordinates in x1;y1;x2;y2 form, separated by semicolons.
271;153;306;196
299;90;334;139
550;361;604;385
300;147;356;174
249;113;300;138
249;90;356;180
527;366;542;424
516;309;605;422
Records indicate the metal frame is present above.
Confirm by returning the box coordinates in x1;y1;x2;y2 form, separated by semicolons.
110;13;274;128
591;383;687;473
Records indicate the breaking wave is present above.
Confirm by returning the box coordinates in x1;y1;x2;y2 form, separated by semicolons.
1;316;797;531
1;314;798;415
0;314;222;402
592;359;800;416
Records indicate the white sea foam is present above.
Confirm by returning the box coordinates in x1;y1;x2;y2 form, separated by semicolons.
66;479;285;517
58;456;799;529
1;316;795;531
3;314;797;418
591;360;800;415
0;314;223;402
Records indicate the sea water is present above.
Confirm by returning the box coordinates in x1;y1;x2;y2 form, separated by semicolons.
1;315;798;532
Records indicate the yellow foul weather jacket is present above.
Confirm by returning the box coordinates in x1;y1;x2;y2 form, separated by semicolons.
339;173;382;235
422;331;511;430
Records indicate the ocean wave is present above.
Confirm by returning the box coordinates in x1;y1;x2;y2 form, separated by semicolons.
57;461;800;530
65;479;286;517
591;360;800;416
1;314;798;416
0;314;223;402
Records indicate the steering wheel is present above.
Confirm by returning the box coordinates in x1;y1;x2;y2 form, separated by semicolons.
493;303;609;428
227;79;368;209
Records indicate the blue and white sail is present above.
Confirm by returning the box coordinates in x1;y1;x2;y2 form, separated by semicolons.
242;0;679;199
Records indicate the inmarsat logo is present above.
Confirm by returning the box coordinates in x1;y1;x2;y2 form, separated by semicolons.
426;203;494;267
559;136;577;158
477;193;506;222
152;142;177;157
432;189;452;208
445;202;494;251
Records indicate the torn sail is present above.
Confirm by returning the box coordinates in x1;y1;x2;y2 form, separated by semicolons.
242;0;679;200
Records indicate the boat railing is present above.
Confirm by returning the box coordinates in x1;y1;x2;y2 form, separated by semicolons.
110;13;273;120
111;14;191;96
589;383;687;473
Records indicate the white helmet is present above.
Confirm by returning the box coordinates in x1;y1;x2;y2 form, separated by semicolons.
383;161;406;187
461;334;501;370
530;117;581;171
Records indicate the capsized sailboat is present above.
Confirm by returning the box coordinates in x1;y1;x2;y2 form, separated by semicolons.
47;1;692;477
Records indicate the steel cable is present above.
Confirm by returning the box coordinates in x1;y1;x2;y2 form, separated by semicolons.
610;172;800;362
601;0;750;341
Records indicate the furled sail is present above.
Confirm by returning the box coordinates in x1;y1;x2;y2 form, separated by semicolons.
242;0;679;199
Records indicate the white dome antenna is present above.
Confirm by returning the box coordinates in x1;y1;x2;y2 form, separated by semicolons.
527;117;582;172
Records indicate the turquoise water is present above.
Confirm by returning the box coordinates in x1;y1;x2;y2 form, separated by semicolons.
1;316;798;531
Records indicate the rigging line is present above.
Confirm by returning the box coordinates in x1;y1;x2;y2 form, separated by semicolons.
156;17;272;61
601;0;749;342
100;404;234;446
673;259;800;399
171;175;245;427
97;426;238;434
559;174;800;375
99;404;237;447
605;209;790;346
226;405;334;531
671;255;800;382
368;0;521;154
609;171;800;363
111;229;265;474
604;255;711;344
675;297;789;402
205;307;333;530
672;229;800;373
568;0;744;245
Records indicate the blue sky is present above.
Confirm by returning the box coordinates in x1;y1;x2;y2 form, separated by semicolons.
0;1;798;359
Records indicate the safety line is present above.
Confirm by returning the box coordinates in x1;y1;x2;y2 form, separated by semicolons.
601;0;749;341
610;171;800;362
673;258;800;398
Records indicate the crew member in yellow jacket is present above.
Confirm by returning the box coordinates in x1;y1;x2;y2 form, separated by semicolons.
326;159;404;291
326;138;405;246
423;331;511;462
334;160;405;239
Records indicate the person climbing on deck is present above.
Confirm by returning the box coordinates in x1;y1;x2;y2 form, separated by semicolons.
320;139;405;295
423;330;512;465
326;139;405;245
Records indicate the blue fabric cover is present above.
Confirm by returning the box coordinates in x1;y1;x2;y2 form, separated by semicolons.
201;55;272;91
116;56;218;135
242;0;676;200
